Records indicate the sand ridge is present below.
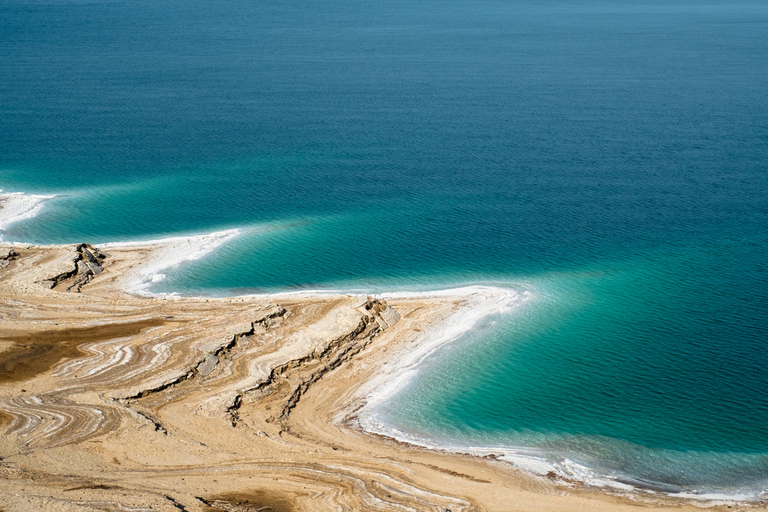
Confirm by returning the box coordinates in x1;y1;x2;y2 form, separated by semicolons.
0;242;756;511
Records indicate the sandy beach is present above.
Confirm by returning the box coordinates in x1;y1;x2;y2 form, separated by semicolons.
0;233;758;512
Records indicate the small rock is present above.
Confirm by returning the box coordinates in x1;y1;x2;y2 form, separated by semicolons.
197;354;219;377
196;354;219;377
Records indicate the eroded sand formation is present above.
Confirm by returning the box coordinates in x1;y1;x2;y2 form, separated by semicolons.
0;242;752;511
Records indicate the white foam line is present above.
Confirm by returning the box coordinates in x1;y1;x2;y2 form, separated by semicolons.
101;228;242;296
347;286;572;481
233;283;528;304
0;189;55;239
356;418;761;503
349;285;765;504
673;491;759;503
357;285;529;412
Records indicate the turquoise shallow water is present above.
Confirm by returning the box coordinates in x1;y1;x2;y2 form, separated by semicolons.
2;0;768;497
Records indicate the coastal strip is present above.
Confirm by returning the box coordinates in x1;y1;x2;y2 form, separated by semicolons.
0;224;751;510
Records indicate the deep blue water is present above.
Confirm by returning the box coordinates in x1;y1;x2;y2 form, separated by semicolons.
2;0;768;496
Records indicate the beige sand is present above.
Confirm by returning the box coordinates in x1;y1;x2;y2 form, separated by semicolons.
0;241;759;511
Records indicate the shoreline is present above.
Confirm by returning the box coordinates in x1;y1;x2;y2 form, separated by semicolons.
350;287;765;504
0;190;761;510
0;188;55;239
100;229;244;296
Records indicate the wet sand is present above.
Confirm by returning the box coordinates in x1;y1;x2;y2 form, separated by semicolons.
0;241;757;511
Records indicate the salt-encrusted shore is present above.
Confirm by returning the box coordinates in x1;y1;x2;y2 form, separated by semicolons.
100;229;243;295
0;189;54;238
0;195;754;511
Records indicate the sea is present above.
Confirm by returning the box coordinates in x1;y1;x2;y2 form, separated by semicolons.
1;0;767;500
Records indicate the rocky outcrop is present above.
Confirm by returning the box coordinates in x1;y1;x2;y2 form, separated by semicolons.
123;307;288;399
230;299;397;426
361;297;401;330
41;244;105;292
0;249;19;269
119;307;289;434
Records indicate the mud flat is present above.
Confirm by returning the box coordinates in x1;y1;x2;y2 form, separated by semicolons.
0;240;753;511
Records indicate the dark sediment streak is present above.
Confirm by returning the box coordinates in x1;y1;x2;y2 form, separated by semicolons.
200;491;297;512
0;319;168;384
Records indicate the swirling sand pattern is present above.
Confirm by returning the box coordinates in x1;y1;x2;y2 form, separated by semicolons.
0;242;735;512
1;395;119;449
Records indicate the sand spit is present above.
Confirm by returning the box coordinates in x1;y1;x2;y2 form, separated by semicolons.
0;241;754;512
0;189;54;238
100;229;242;295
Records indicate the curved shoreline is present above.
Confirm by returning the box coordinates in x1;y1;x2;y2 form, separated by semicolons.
353;286;527;431
0;189;760;510
349;286;765;503
0;189;55;239
100;229;243;295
